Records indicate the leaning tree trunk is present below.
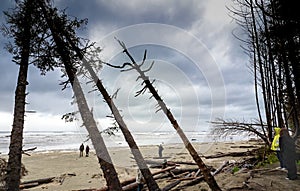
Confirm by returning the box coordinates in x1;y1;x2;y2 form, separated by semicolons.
114;41;221;191
6;1;33;190
62;35;160;190
38;1;122;190
71;75;123;191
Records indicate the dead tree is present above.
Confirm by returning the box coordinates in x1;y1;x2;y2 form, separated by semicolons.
107;39;221;191
210;118;269;145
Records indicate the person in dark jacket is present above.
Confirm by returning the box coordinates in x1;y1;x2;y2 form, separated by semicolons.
280;128;297;180
85;145;90;157
79;143;84;157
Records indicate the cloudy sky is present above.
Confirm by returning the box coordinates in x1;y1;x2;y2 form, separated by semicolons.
0;0;257;133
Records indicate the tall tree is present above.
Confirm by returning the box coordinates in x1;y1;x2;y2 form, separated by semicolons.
3;0;62;189
3;1;37;190
40;2;161;190
36;1;123;190
108;40;222;191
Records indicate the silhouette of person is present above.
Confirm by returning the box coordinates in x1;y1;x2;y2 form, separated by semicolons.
158;144;164;158
79;143;84;157
280;128;297;180
85;145;90;157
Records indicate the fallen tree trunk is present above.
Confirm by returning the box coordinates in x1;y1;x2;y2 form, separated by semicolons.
19;182;39;189
19;177;55;189
20;177;55;185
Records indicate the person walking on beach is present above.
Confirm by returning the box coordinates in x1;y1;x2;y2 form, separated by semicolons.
271;127;284;169
280;128;297;180
85;145;90;157
79;143;84;157
158;144;164;158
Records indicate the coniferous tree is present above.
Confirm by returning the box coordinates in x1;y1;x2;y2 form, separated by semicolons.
3;0;63;189
37;2;161;190
36;1;123;189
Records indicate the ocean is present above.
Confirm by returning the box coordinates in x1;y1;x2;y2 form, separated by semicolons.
0;130;250;154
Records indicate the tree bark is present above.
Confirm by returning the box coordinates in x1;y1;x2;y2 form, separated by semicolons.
37;1;122;190
6;1;33;190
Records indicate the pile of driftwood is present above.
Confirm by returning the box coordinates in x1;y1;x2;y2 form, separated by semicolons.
74;160;231;191
73;147;260;191
12;147;261;190
76;157;257;191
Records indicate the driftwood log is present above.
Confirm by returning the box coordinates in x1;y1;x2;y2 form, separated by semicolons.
19;177;55;189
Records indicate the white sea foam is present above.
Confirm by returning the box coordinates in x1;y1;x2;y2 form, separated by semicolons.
0;130;252;154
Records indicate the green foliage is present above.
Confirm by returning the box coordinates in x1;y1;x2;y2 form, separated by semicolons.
256;152;279;167
266;153;279;164
232;166;240;174
1;0;62;75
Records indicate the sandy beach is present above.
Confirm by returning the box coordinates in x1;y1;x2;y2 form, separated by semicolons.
3;140;300;191
18;141;257;190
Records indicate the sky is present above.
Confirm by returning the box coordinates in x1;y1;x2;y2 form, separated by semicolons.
0;0;258;133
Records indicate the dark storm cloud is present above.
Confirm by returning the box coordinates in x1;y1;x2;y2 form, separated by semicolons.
0;0;258;131
55;0;205;29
